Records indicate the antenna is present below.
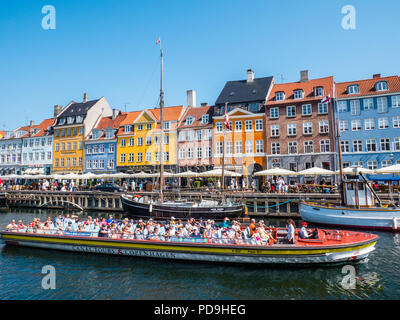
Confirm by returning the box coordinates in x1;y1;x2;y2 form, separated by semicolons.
277;73;286;83
123;102;130;113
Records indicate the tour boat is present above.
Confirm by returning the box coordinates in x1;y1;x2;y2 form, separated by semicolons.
121;194;244;219
300;175;400;231
0;227;378;265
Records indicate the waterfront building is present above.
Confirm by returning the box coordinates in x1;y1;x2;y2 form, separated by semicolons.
335;74;400;170
213;69;274;186
52;93;112;174
265;71;336;182
0;126;29;175
177;104;214;172
84;109;127;174
21;118;55;175
117;106;186;173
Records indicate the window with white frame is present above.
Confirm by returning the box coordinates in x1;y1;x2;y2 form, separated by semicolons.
179;148;185;159
270;107;279;119
245;140;253;154
187;148;193;159
146;152;152;162
185;116;194;125
255;140;264;153
376;81;388;91
137;137;143;146
120;139;126;147
288;141;298;154
108;159;114;169
216;122;223;133
155;152;160;162
109;144;115;153
341;140;350;153
178;131;185;141
287;124;297;136
394;138;400;151
347;84;359;94
377;97;388;113
271;142;280;154
392;95;400;108
187;130;194;141
364;118;375;130
164;152;169;162
124;125;131;133
137;124;143;131
201;114;209;124
350;100;360;115
245;120;253;131
235;121;242;131
224;142;232;155
294;90;304;99
99;144;104;153
137;152;143;162
351;119;362;131
205;147;212;158
216;142;223;155
163;122;170;130
255;119;263;131
276;92;285;101
319;121;329;133
367;161;378;170
382;160;392;168
339;120;348;132
286;106;296;117
363;98;374;110
353;161;363;167
315;87;324;96
320;140;330;152
195;130;202;141
86;160;91;169
366;139;377;152
353;140;363;152
337;101;347;112
146;136;152;145
235;141;243;154
129;138;134;146
393;116;400;128
271;124;280;137
302;104;312;116
205;129;212;140
378;117;389;129
128;153;134;162
197;147;202;158
146;123;152;130
380;138;391;151
318;103;328;114
304;141;314;153
120;153;126;163
303;122;313;135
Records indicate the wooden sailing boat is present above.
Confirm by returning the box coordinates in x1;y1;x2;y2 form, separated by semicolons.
300;115;400;231
121;39;244;219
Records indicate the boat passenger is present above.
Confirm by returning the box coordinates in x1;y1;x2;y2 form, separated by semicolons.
249;219;256;237
299;222;311;239
98;225;109;238
16;220;25;232
6;220;18;231
286;219;296;244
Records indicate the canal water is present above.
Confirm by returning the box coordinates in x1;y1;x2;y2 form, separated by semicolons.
1;208;400;300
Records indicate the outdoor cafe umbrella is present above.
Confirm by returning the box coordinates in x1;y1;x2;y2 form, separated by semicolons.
297;167;336;176
197;168;241;177
254;168;296;176
337;166;375;175
172;170;199;178
374;164;400;174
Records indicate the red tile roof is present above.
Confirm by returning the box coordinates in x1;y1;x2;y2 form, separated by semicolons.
148;105;186;122
267;76;334;105
178;105;214;129
86;112;128;140
335;75;400;99
117;111;141;136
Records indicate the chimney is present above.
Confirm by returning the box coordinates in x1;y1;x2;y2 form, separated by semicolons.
83;92;88;103
246;69;254;83
200;102;208;107
300;70;309;82
30;120;35;127
54;105;62;117
373;74;381;79
187;90;196;108
112;109;119;120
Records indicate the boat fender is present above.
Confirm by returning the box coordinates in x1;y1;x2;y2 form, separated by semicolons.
393;217;398;230
244;206;248;215
149;204;153;213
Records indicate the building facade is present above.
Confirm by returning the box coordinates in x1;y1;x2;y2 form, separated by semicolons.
177;105;214;172
84;110;126;174
52;93;112;174
0;127;27;175
265;72;336;182
335;74;400;170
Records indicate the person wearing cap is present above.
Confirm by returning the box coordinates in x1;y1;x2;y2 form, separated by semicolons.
299;222;310;239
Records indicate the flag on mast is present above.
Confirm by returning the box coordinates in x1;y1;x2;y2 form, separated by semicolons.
224;104;231;130
156;37;161;45
321;94;331;104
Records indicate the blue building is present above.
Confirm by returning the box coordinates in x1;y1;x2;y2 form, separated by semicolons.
84;110;126;174
335;74;400;170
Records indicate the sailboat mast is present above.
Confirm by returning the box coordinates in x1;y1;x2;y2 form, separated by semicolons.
159;46;164;202
221;102;227;190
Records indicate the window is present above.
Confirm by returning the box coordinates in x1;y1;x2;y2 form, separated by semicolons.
351;120;361;131
364;118;375;130
368;161;378;170
320;140;330;152
124;125;131;133
163;152;169;162
294;90;304;99
205;147;212;158
216;142;223;155
364;98;374;110
120;154;126;163
303;122;313;135
315;87;324;96
196;130;202;140
178;131;185;141
61;143;65;151
137;137;143;146
179;148;185;159
378;117;389;129
187;131;194;141
287;124;297;136
245;141;253;154
288;141;298;154
109;144;115;153
163;122;170;130
146;152;152;162
197;147;202;158
128;153;134;162
76;116;83;123
155;152;160;162
201;114;209;124
146;123;152;130
377;97;388;113
382;160;392;168
255;119;263;131
302;104;312;116
226;142;233;155
235;121;242;131
79;127;83;135
366;139;377;152
276;92;285;101
319;121;329;133
337;101;347;113
185;117;194;125
235;141;243;154
245;120;252;131
341;140;350;153
270;107;279;119
304;141;314;153
271;142;280;155
393;116;400;128
318;103;328;114
350;100;360;115
271;125;280;137
339;120;348;132
137;153;143;162
392;96;400;108
146;136;152;145
216;122;223;133
380;138;390;151
108;159;114;169
137;124;143;131
287;106;296;117
353;140;363;152
255;140;264;153
347;84;359;94
376;81;388;91
86;160;91;169
205;129;212;140
55;143;59;151
120;139;126;147
394;138;400;151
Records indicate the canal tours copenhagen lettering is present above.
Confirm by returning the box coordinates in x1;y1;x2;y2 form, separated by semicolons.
71;245;176;259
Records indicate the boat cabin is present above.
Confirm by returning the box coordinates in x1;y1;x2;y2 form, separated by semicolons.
343;180;375;208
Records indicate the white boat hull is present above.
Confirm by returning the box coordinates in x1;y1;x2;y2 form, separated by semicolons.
300;202;400;231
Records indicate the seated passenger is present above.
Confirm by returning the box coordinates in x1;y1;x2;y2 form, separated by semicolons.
6;220;18;231
299;222;319;239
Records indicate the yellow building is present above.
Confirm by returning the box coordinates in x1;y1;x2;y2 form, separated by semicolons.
116;106;186;173
52;94;112;173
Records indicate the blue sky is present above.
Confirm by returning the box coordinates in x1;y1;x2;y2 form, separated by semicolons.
0;0;399;130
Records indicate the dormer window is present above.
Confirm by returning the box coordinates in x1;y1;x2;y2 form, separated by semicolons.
376;81;388;91
294;90;304;99
76;115;83;123
347;84;359;94
58;118;66;125
105;130;114;139
276;92;285;101
124;125;131;133
67;116;74;124
201;114;209;124
185;116;195;125
314;87;324;96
